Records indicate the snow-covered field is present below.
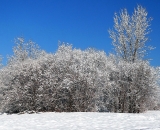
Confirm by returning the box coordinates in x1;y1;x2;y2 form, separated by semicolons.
0;111;160;130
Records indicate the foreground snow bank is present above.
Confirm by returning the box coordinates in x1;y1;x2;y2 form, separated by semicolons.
0;111;160;130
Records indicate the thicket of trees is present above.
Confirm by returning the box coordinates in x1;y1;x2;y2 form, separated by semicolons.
0;5;159;113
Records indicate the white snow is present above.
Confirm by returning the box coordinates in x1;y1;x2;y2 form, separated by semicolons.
0;111;160;130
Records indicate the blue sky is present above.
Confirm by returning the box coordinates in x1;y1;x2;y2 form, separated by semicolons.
0;0;160;66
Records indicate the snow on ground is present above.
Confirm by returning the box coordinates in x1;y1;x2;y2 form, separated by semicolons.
0;111;160;130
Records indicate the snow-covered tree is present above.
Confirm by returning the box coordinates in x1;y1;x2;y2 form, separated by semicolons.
0;38;159;113
1;43;113;113
107;5;160;113
109;5;152;63
8;37;43;65
108;59;159;113
0;37;45;113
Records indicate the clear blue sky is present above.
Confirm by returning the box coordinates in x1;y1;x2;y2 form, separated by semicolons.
0;0;160;66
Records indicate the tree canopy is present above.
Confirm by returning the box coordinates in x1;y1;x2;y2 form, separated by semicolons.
109;5;152;63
